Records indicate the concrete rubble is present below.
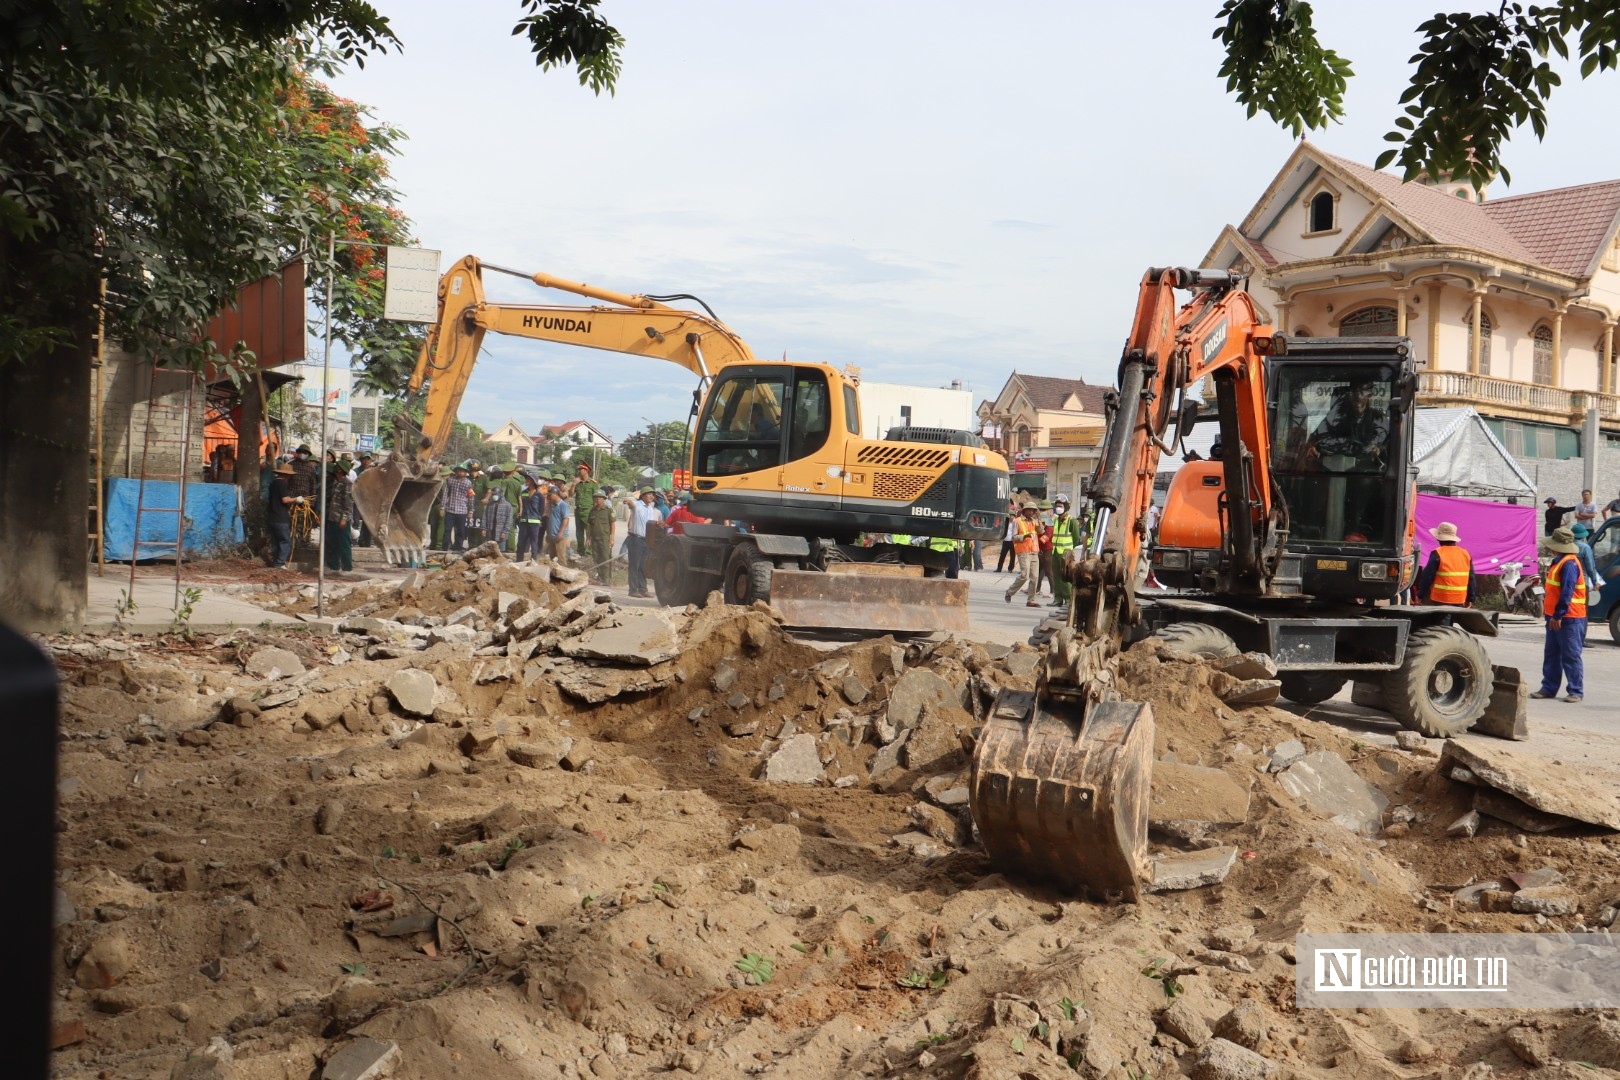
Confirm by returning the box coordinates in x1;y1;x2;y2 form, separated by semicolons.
1275;751;1389;836
1442;740;1620;831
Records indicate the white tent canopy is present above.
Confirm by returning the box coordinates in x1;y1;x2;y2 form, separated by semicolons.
1155;406;1533;500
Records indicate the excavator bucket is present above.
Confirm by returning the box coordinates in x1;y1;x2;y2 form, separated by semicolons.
768;568;971;634
969;690;1154;900
352;461;439;564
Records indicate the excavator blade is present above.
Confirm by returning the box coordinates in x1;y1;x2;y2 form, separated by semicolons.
352;462;438;564
768;568;970;634
969;690;1154;900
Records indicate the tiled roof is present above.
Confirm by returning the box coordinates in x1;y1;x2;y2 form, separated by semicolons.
1325;154;1536;262
1244;236;1279;267
1482;180;1620;276
1015;374;1108;413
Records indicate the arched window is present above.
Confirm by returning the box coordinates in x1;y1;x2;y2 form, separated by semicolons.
1339;306;1398;337
1016;424;1031;452
1309;191;1335;233
1292;326;1314;337
1532;325;1554;385
1468;312;1493;375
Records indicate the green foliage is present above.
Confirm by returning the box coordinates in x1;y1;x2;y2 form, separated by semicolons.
1140;958;1183;999
513;0;624;95
1056;996;1084;1021
340;961;367;976
735;951;775;985
170;586;203;634
618;421;689;472
1216;1;1620;190
897;968;950;990
1214;1;1352;137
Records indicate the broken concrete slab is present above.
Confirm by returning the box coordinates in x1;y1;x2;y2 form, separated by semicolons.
1002;651;1040;677
1393;730;1434;753
322;1037;400;1080
1150;762;1251;829
886;668;958;731
507;738;572;769
1149;846;1239;892
1350;680;1387;711
869;731;909;778
385;670;437;719
1276;751;1389;836
1217;678;1282;708
840;675;869;705
1446;810;1481;837
551;660;677;704
244;647;305;680
1472;786;1584;833
763;734;822;784
1509;886;1579;916
1266;740;1306;773
892;831;948;859
557;609;680;666
1441;740;1620;830
1211;652;1278;681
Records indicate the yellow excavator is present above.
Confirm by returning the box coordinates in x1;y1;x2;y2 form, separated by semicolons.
352;255;1011;631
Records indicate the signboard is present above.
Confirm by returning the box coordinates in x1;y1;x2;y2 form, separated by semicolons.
671;469;692;489
1013;454;1049;473
383;246;442;323
355;433;377;453
1049;425;1104;448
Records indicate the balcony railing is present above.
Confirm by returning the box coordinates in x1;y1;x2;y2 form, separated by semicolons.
1417;370;1620;423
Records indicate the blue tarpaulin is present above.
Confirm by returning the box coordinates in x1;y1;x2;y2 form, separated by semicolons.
104;479;244;561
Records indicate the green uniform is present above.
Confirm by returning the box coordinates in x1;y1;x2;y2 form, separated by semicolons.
572;477;599;548
587;502;615;583
1050;512;1082;605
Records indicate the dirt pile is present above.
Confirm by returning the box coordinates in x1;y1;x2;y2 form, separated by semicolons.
43;573;1620;1080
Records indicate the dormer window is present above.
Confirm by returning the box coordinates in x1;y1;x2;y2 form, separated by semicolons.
1308;191;1335;233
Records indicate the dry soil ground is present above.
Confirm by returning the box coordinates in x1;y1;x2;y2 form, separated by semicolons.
45;549;1620;1080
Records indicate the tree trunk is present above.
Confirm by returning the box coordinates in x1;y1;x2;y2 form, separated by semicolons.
237;372;266;554
0;328;93;631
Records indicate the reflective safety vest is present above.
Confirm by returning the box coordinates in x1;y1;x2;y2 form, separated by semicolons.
928;535;957;553
890;533;912;546
1544;554;1588;619
1013;516;1040;555
1051;514;1081;554
1429;545;1471;605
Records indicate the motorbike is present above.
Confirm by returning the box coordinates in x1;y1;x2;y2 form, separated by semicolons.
1499;560;1544;617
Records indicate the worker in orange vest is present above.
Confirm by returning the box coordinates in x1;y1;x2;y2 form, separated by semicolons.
1532;526;1586;703
1415;521;1474;606
1003;500;1044;607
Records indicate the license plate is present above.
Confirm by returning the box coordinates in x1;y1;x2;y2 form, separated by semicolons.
1316;558;1348;571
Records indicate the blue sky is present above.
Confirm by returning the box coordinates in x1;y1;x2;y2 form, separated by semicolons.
332;1;1620;445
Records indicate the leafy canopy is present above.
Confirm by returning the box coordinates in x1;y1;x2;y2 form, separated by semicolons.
1214;0;1620;189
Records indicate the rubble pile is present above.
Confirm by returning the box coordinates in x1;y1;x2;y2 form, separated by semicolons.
42;564;1620;1080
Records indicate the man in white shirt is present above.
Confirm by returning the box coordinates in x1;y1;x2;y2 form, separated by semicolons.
1574;489;1599;529
626;488;664;598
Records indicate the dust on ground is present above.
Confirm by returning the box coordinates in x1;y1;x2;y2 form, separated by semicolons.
45;546;1620;1080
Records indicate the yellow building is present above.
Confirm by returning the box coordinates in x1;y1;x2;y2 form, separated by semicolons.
1203;142;1620;460
977;373;1107;496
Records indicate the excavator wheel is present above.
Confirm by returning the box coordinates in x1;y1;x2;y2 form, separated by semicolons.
1278;671;1347;705
723;543;773;606
1152;622;1239;660
1381;625;1491;737
652;542;700;608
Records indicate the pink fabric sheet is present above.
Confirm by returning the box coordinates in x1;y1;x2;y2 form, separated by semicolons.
1413;493;1539;575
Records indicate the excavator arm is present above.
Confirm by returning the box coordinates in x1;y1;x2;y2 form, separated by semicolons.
406;255;757;460
970;267;1280;901
356;255;760;560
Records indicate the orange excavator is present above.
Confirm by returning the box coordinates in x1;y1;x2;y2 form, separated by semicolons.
970;267;1502;899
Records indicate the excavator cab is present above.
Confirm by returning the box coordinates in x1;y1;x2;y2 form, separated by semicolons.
1154;337;1416;601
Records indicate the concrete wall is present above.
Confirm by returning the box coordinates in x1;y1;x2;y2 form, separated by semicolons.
1517;440;1620;512
98;348;206;482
